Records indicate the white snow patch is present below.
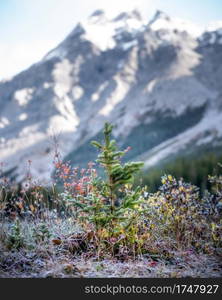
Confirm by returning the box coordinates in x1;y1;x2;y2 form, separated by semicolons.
91;92;99;102
122;40;138;50
209;33;216;44
2;132;45;160
72;86;84;100
149;16;203;37
99;81;128;116
19;113;28;121
196;134;214;146
72;55;84;79
91;81;109;102
14;88;34;106
52;59;80;132
206;21;222;32
70;56;85;92
125;18;144;31
19;124;40;138
0;117;10;128
57;96;78;123
81;11;145;51
43;82;51;89
99;47;138;116
44;47;67;61
83;22;116;51
53;59;73;98
143;79;157;93
48;114;78;134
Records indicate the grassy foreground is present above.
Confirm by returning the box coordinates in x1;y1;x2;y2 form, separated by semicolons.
0;123;222;278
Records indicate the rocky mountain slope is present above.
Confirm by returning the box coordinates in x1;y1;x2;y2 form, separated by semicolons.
0;9;222;181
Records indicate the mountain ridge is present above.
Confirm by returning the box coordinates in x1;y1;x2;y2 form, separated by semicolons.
0;9;222;182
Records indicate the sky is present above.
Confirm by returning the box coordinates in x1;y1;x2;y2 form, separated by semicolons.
0;0;222;80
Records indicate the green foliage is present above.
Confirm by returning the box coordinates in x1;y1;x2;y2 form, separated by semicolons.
137;152;222;194
206;164;222;249
91;123;144;212
155;175;206;247
1;123;222;262
208;164;222;209
63;122;145;257
142;173;222;253
6;219;25;250
32;223;51;243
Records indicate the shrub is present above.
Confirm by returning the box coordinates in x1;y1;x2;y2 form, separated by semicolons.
62;123;146;257
32;222;51;243
6;219;25;250
207;165;222;250
143;173;222;254
0;123;222;261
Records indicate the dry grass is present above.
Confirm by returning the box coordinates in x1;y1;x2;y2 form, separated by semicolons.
0;218;221;278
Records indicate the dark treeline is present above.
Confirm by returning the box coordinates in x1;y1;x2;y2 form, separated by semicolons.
136;152;222;194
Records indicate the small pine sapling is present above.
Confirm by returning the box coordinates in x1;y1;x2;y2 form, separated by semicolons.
91;122;144;227
63;122;146;257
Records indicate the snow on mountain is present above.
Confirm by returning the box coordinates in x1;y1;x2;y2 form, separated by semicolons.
148;10;204;38
0;9;222;181
206;21;222;32
80;9;146;51
141;106;222;169
199;28;222;46
44;9;145;58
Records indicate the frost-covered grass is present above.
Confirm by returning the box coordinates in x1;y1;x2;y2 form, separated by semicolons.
0;123;221;278
0;218;221;278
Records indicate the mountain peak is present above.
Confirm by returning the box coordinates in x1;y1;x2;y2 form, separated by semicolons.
148;10;171;28
113;9;142;22
148;9;203;37
152;10;171;22
90;9;105;17
0;8;221;181
71;22;85;35
88;9;107;24
80;9;144;51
